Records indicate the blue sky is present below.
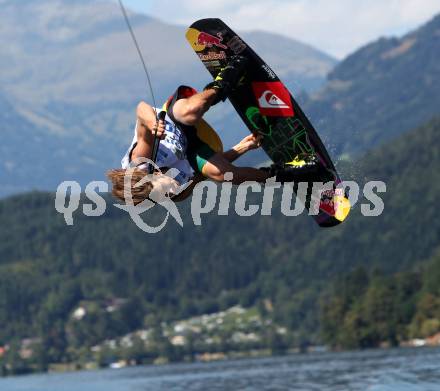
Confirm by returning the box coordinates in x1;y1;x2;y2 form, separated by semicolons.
115;0;440;58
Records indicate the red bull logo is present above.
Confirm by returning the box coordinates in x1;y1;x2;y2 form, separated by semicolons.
197;32;227;49
186;28;227;52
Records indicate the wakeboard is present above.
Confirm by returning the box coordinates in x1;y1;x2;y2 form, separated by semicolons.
186;18;350;227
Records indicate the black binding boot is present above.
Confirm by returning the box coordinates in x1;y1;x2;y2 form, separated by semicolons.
204;55;248;105
261;154;320;184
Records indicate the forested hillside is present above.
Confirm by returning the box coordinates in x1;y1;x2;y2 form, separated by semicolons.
307;14;440;157
0;117;439;369
321;250;440;349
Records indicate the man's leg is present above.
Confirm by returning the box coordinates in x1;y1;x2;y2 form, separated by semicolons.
171;56;248;125
172;88;218;126
202;152;322;185
202;153;270;185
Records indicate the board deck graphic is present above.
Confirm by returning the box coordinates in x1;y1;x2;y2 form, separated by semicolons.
186;19;350;227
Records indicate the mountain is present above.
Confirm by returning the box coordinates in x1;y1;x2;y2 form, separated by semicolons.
0;0;336;197
307;13;440;158
1;116;439;350
241;30;335;91
0;91;107;195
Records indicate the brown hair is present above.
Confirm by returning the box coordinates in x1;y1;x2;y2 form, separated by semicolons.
107;168;153;205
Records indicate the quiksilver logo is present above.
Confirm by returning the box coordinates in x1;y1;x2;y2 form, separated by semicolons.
258;90;290;108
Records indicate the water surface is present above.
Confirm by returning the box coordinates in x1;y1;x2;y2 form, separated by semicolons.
1;347;439;390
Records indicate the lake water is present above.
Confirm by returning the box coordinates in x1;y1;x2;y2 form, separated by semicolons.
1;347;440;391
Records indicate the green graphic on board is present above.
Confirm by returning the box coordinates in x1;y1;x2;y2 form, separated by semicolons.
246;107;314;161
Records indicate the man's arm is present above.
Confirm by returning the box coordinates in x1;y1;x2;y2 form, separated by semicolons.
222;134;263;163
131;102;165;161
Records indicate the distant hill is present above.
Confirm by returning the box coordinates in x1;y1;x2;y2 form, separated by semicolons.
1;116;439;345
0;91;108;195
307;13;440;157
0;0;336;197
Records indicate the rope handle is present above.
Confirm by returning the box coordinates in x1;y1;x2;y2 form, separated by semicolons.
149;110;167;173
